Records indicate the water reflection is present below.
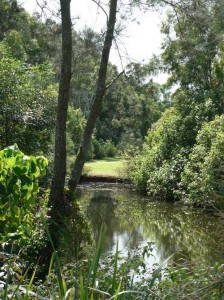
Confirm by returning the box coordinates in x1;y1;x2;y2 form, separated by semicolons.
76;183;224;266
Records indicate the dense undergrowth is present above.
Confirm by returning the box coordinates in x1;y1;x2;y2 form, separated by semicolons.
1;236;224;299
128;112;224;208
1;144;224;299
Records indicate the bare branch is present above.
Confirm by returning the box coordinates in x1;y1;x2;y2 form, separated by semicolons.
105;70;125;91
113;37;126;70
91;0;109;24
35;0;61;21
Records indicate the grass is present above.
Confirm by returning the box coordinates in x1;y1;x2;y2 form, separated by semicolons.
83;157;127;177
1;226;146;300
2;222;224;299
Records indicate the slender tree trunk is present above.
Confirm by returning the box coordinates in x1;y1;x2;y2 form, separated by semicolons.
68;0;118;193
38;1;72;272
49;0;72;211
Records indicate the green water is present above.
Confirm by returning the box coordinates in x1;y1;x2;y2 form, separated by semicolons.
75;182;224;267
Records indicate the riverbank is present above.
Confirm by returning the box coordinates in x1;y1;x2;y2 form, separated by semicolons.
80;174;131;183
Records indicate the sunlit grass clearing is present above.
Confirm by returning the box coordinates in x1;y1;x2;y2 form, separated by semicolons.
84;157;126;177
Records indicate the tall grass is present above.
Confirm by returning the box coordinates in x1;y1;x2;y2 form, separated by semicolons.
1;225;146;299
1;224;224;299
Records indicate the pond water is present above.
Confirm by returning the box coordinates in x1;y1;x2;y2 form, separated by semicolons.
75;182;224;268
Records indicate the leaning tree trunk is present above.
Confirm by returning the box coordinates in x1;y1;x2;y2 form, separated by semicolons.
49;0;72;211
68;0;118;193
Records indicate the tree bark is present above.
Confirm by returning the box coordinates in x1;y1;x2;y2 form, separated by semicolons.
68;0;118;193
49;0;72;211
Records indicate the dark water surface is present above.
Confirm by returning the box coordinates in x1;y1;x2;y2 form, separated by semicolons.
75;182;224;267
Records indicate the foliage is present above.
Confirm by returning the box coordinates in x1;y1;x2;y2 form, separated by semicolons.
1;233;224;299
95;64;166;150
129;108;189;197
91;139;117;160
66;107;86;155
129;105;224;204
0;46;57;154
0;0;23;41
104;140;117;157
147;150;189;201
156;262;224;299
178;115;224;208
128;0;224;206
0;144;48;248
70;29;102;115
0;228;162;300
92;138;106;159
0;0;61;64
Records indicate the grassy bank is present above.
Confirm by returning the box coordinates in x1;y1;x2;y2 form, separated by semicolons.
2;235;224;299
83;157;126;177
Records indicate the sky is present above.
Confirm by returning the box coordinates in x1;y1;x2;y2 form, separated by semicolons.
19;0;166;81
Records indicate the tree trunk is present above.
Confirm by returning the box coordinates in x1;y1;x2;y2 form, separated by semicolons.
49;0;72;211
68;0;118;193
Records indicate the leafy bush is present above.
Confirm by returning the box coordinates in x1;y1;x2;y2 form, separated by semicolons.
179;115;224;207
128;106;224;206
92;138;106;159
103;140;116;157
147;150;189;201
0;144;48;247
128;108;189;198
155;261;224;299
90;139;116;159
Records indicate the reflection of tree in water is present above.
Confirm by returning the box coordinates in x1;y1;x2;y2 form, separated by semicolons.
86;191;117;252
145;206;221;264
77;185;224;267
117;196;223;265
85;189;145;253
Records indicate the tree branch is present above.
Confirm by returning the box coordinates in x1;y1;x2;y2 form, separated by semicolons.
105;70;125;91
91;0;109;24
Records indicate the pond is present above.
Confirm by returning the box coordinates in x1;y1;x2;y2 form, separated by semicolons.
75;182;224;268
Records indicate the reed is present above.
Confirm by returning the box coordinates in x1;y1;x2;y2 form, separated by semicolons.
2;223;223;299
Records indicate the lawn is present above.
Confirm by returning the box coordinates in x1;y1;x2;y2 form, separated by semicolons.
83;157;127;177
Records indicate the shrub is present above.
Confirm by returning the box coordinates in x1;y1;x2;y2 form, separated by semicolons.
147;150;189;201
0;144;48;247
104;140;116;157
128;108;188;196
92;138;105;159
179;115;224;208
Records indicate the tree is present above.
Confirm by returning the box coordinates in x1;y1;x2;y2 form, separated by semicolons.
128;0;224;203
0;45;57;154
69;28;103;117
0;0;23;40
49;0;72;211
93;61;166;150
68;0;119;193
0;0;60;64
